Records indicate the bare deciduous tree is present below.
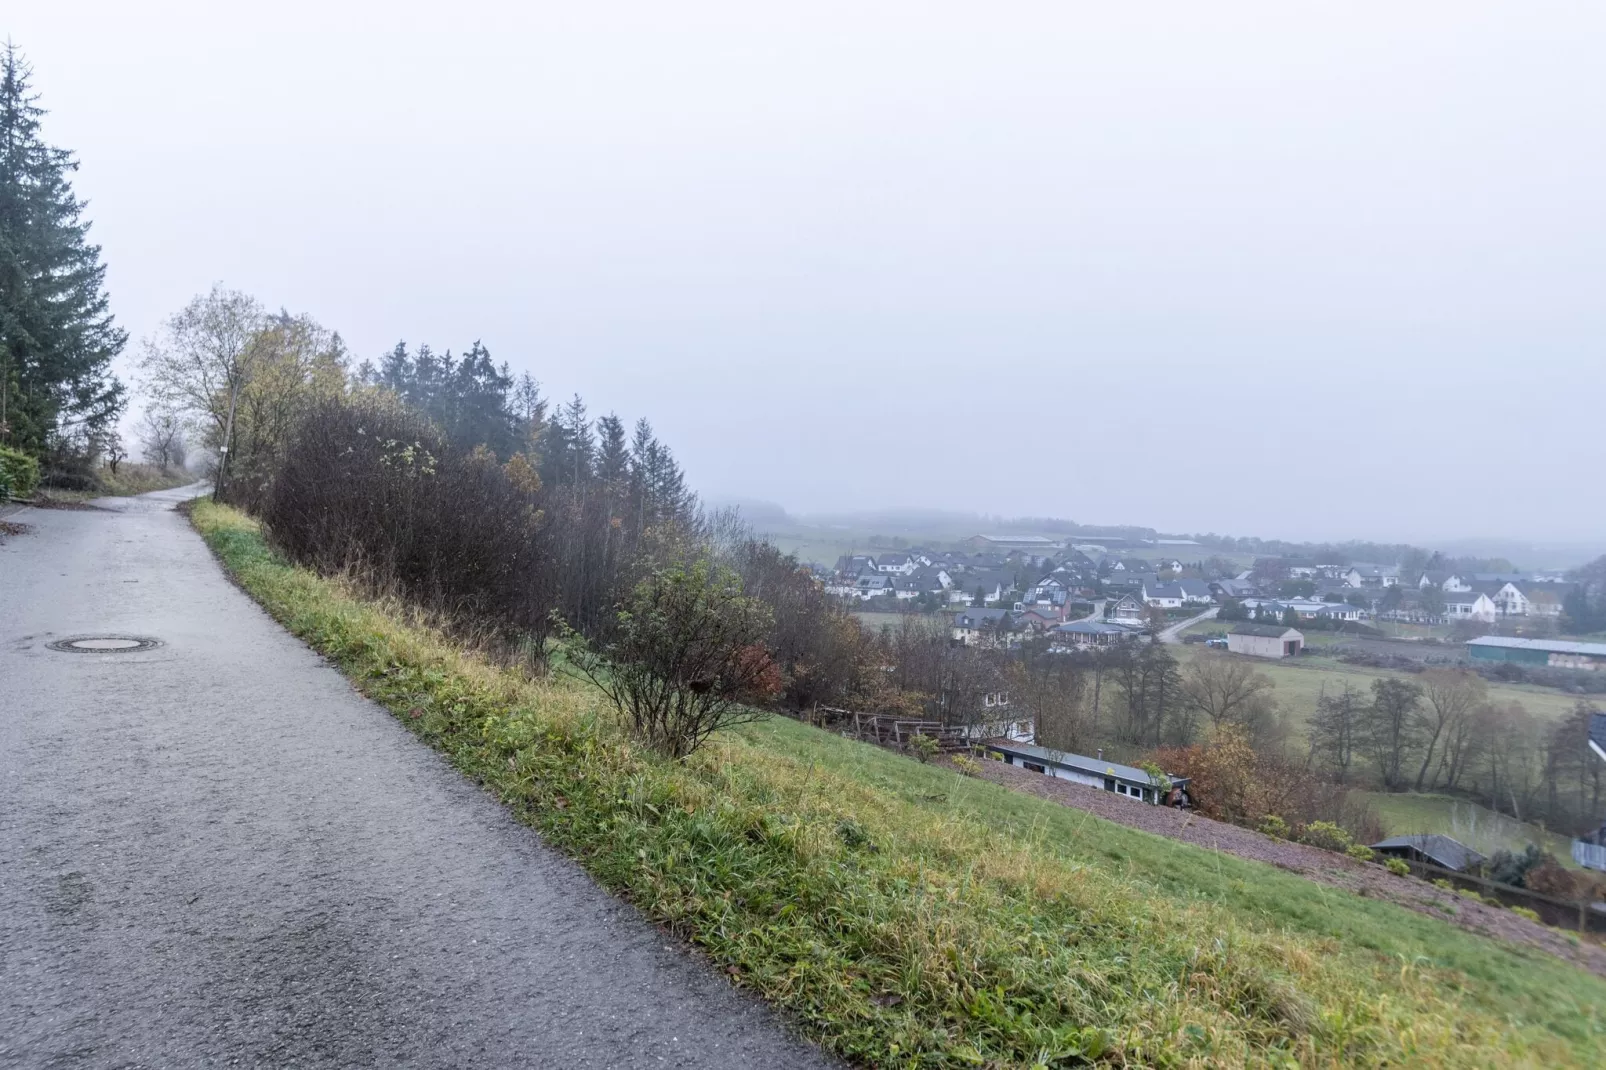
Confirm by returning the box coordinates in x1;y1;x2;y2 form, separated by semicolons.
1363;677;1424;791
1307;681;1363;783
139;285;266;499
1413;668;1488;791
137;406;187;469
1181;654;1277;733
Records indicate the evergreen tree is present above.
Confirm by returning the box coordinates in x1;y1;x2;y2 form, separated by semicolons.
444;341;515;455
0;43;125;456
595;412;629;493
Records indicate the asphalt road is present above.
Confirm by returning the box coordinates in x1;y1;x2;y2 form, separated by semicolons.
0;487;833;1069
1159;605;1218;644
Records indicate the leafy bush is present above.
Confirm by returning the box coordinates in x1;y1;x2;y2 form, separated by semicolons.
0;446;41;499
569;559;780;759
951;755;981;777
1346;844;1376;863
1257;814;1289;840
909;733;940;763
1385;858;1411;877
1511;906;1541;923
1300;821;1354;854
1433;878;1454;891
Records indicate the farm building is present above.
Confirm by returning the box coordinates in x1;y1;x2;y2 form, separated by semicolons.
983;741;1189;805
1465;636;1606;672
1370;834;1486;873
1226;623;1304;659
963;534;1063;552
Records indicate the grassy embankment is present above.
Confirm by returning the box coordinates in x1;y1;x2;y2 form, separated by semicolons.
35;463;195;502
190;499;1606;1067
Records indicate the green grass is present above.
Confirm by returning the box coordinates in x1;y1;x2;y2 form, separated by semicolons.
189;500;1606;1067
1359;792;1577;863
36;463;195;502
1175;644;1581;724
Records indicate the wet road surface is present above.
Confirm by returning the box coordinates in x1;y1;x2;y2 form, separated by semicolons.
0;487;833;1068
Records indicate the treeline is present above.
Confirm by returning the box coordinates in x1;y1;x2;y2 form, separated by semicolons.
0;45;126;478
1305;673;1603;835
1563;556;1606;634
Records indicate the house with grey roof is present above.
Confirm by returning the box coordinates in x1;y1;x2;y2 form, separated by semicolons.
950;608;1014;646
983;741;1190;806
1370;834;1486;873
854;573;896;599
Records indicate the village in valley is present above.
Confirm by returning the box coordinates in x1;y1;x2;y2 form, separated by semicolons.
822;531;1589;656
804;526;1606;894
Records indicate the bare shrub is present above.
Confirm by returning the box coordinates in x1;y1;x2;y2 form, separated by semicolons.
262;393;555;657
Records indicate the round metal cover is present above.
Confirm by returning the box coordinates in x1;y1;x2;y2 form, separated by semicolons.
46;635;163;654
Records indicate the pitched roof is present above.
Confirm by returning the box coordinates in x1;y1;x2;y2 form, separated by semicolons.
1371;834;1486;871
1231;623;1302;638
984;740;1178;787
1467;636;1606;657
952;608;1013;630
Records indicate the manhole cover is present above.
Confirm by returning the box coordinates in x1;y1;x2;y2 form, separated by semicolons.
46;635;163;654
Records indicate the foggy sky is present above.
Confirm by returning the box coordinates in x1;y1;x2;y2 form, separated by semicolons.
11;2;1604;544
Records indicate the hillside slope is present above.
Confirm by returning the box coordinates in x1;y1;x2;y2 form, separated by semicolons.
191;500;1606;1067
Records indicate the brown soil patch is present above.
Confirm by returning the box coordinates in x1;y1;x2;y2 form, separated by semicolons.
953;755;1606;977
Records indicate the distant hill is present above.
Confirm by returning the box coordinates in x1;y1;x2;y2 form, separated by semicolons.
706;498;795;528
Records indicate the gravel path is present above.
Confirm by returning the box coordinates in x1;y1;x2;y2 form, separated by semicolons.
0;486;833;1069
958;756;1606;977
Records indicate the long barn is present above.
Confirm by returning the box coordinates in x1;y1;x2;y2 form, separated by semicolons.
1465;636;1606;672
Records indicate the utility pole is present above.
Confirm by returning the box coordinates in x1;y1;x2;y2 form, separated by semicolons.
212;367;243;502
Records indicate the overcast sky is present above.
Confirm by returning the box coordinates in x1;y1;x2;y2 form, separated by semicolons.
10;2;1604;544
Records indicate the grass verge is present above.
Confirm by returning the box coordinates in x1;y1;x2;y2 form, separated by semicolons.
191;500;1606;1067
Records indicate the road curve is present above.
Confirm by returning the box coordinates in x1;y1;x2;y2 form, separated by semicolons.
0;487;834;1068
1158;605;1218;644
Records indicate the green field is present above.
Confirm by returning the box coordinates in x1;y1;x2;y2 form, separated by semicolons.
191;500;1606;1067
1359;791;1577;862
1175;643;1582;724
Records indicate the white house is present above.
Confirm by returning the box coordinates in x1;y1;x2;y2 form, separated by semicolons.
1442;590;1498;623
950;608;1012;646
1141;582;1185;609
1344;565;1401;589
874;553;919;575
984;742;1187;805
1226;624;1304;658
1109;593;1147;620
854;573;896;599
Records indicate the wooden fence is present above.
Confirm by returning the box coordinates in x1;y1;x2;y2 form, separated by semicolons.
1401;857;1605;936
811;706;972;752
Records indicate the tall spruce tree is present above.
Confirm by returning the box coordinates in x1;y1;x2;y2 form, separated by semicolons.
0;44;125;456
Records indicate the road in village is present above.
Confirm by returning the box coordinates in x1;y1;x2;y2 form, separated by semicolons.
0;487;833;1068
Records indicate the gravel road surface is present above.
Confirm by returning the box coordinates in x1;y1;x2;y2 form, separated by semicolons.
0;487;833;1068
